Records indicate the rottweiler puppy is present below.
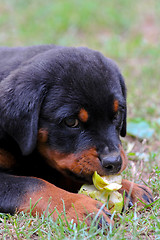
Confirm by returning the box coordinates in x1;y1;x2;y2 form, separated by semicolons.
0;45;153;227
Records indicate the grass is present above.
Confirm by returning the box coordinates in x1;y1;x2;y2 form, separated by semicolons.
0;0;160;239
0;186;159;239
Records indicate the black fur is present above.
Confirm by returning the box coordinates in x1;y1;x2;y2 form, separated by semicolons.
0;45;127;214
0;173;44;214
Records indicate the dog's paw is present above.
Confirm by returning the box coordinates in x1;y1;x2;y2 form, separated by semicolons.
118;179;154;209
65;194;113;228
18;180;113;229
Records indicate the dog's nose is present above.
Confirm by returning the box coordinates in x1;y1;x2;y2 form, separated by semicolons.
99;152;122;174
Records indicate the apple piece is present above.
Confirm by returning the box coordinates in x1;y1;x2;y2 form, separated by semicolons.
78;184;123;213
78;171;123;213
107;191;123;213
92;171;122;191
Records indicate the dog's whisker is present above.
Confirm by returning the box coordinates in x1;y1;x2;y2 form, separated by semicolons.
79;168;84;175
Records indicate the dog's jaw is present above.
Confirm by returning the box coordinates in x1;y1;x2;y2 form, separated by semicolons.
37;129;128;183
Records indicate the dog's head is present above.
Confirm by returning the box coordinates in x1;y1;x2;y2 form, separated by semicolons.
0;46;127;183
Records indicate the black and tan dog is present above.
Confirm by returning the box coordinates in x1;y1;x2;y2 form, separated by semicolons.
0;45;153;227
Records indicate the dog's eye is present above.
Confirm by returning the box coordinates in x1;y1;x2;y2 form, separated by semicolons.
64;118;79;128
113;111;122;123
115;111;121;119
113;111;119;119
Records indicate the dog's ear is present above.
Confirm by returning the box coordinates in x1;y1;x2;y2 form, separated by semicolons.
119;73;127;137
0;65;47;155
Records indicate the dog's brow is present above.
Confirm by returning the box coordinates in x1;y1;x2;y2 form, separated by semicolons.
54;105;79;122
113;100;119;112
78;108;89;122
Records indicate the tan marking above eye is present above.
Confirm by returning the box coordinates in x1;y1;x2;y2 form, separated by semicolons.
78;108;89;122
113;100;119;113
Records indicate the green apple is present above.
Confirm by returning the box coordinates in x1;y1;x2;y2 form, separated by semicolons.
78;171;123;213
92;171;122;191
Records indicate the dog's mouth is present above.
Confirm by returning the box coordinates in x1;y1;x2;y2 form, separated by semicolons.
63;169;93;184
37;129;128;185
38;145;103;181
38;143;128;185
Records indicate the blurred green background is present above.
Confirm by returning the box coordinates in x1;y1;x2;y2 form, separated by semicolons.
0;0;160;121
